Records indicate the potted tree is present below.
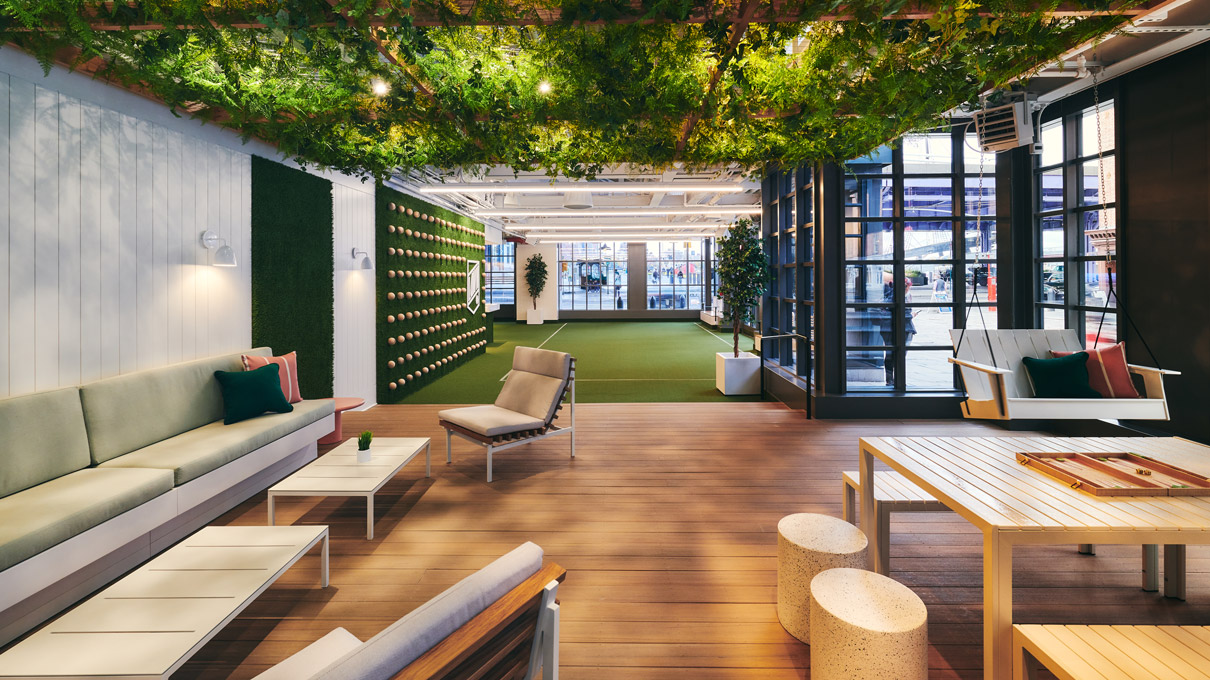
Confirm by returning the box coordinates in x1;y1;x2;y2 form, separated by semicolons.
524;253;549;325
714;218;768;395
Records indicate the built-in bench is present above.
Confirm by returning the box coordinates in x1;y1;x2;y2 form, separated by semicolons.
841;470;950;575
1014;624;1210;679
0;348;335;646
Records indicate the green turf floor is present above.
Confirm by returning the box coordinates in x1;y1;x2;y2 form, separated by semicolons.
393;320;763;404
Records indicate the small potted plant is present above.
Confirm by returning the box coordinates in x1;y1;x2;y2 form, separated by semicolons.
714;217;769;395
524;253;548;325
356;430;373;463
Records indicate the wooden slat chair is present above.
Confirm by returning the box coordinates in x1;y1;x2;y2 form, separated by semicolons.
438;347;575;483
841;470;951;575
1014;624;1210;680
948;329;1177;421
255;542;566;680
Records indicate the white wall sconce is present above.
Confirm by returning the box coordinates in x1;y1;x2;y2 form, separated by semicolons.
199;230;237;267
352;248;374;270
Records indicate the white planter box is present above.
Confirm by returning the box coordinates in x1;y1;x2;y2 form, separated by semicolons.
527;308;544;325
716;351;761;396
357;448;372;463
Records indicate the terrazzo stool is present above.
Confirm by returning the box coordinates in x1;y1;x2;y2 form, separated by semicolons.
809;567;928;680
777;513;868;643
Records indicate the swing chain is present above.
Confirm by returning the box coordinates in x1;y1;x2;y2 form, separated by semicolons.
954;126;996;368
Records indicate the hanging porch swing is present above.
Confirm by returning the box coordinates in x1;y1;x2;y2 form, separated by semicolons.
949;71;1179;421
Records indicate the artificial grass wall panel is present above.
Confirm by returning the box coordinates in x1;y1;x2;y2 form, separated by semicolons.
377;185;487;404
251;156;334;398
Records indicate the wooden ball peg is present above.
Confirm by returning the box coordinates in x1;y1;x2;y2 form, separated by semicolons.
388;202;396;211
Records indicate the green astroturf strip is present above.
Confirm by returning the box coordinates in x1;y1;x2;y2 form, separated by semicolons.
392;320;762;404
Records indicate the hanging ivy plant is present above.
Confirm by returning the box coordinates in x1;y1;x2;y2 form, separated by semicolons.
0;1;1135;178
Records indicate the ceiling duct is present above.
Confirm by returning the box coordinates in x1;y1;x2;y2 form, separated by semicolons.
562;191;594;209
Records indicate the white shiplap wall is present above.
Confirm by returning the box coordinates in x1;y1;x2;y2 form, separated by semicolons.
333;184;376;406
0;70;251;398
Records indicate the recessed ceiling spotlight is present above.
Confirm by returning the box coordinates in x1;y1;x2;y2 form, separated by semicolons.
537;81;552;94
371;79;390;97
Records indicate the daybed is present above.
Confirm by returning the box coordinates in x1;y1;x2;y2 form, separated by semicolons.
255;542;565;680
0;348;335;645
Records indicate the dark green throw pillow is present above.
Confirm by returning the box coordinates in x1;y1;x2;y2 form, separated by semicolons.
1021;353;1102;399
214;364;293;424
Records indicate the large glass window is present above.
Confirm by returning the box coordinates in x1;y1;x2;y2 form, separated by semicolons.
842;125;997;392
763;166;813;382
557;242;628;310
645;240;706;310
484;242;515;305
1034;100;1117;348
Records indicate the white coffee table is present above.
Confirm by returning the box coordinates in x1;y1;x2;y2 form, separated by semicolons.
268;437;431;539
0;525;328;680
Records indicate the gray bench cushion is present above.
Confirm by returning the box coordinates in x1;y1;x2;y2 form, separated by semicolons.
0;467;174;570
99;399;335;485
80;348;273;465
0;387;91;499
437;405;545;438
314;542;544;680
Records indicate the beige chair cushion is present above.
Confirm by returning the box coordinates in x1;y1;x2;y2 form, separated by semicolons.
495;371;566;423
438;405;545;438
512;346;571;379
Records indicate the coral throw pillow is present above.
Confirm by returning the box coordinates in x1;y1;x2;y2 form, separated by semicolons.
242;352;302;403
1051;342;1140;399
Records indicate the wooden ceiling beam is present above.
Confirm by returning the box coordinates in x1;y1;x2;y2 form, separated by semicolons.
674;0;758;157
15;1;1161;31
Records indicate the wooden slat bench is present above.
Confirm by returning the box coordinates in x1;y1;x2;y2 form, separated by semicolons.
841;470;950;575
1014;624;1210;680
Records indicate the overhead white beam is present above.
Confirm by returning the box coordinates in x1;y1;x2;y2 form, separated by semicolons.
478;206;761;217
418;181;756;194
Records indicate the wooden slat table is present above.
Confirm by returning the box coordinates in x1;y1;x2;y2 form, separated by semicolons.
268;436;430;540
0;525;328;679
858;436;1210;680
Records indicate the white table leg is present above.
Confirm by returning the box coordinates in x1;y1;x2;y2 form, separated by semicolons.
268;494;276;526
446;429;453;464
1164;544;1186;600
366;493;375;540
984;530;1012;680
1142;544;1160;592
320;531;329;588
859;445;877;572
425;441;431;478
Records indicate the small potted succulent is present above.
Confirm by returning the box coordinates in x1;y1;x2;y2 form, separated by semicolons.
356;430;373;463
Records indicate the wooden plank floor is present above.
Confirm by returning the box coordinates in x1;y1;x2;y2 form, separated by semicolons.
176;403;1210;679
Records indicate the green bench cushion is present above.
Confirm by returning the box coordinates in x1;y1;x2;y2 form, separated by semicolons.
80;348;273;465
99;399;335;485
0;467;174;570
0;388;91;499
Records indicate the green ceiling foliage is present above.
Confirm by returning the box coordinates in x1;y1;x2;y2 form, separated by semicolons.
0;1;1129;178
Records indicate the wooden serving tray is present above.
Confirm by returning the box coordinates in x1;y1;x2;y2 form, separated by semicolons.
1016;451;1210;497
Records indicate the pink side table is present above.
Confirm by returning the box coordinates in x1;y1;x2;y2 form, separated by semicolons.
320;397;366;445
